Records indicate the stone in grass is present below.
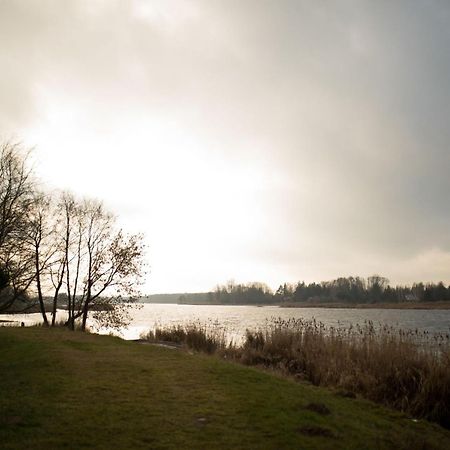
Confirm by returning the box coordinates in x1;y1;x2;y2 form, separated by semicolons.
305;402;331;416
195;417;208;427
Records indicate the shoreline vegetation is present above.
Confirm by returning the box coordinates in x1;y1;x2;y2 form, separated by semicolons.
143;276;450;309
142;318;450;430
1;327;450;449
280;301;450;310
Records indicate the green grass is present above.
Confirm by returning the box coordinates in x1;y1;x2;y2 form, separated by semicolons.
1;328;449;449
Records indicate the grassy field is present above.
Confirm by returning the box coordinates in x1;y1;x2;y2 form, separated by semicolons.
1;328;450;449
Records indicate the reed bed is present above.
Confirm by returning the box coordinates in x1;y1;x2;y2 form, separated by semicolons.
142;319;229;354
142;317;450;428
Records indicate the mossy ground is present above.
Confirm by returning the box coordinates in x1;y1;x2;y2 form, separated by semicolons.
1;327;449;449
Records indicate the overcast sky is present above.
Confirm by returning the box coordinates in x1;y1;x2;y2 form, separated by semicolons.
1;0;449;293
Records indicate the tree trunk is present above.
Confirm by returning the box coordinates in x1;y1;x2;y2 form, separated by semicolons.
51;284;61;327
81;301;89;331
35;253;48;326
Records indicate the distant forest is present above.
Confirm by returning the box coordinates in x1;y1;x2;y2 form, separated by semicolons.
144;276;450;305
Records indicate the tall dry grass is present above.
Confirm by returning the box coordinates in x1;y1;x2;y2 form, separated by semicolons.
142;317;450;428
141;320;228;354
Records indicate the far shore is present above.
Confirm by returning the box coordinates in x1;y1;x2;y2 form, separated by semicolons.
151;300;450;309
280;301;450;310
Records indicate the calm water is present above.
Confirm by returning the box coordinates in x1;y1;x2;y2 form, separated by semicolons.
3;304;450;341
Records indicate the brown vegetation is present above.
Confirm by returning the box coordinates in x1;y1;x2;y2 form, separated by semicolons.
142;320;227;354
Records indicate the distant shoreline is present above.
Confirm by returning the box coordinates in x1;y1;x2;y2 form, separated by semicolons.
280;301;450;310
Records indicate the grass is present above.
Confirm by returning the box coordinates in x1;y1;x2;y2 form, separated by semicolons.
144;318;450;429
1;328;450;449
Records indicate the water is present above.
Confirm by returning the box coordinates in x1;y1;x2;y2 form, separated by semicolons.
3;304;450;342
123;304;450;341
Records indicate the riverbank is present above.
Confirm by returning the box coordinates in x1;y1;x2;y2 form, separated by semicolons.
1;327;450;449
280;301;450;309
143;318;450;428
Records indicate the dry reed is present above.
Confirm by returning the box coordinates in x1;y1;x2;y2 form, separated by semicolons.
141;319;228;354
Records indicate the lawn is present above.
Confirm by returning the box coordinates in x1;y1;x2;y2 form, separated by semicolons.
1;327;449;449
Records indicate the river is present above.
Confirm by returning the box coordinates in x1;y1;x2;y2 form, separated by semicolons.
3;303;450;342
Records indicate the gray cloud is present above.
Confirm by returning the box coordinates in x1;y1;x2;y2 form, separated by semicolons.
1;0;449;289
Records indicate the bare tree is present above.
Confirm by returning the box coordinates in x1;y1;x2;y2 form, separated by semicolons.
23;194;66;325
47;196;68;326
24;195;49;325
0;141;146;324
0;141;36;312
367;275;389;302
60;193;85;330
61;197;145;331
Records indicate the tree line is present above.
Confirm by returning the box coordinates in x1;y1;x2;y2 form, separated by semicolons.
0;141;145;330
209;281;273;305
206;276;450;305
274;276;450;304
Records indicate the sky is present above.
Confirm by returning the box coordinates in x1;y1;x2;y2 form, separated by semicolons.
1;0;449;293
